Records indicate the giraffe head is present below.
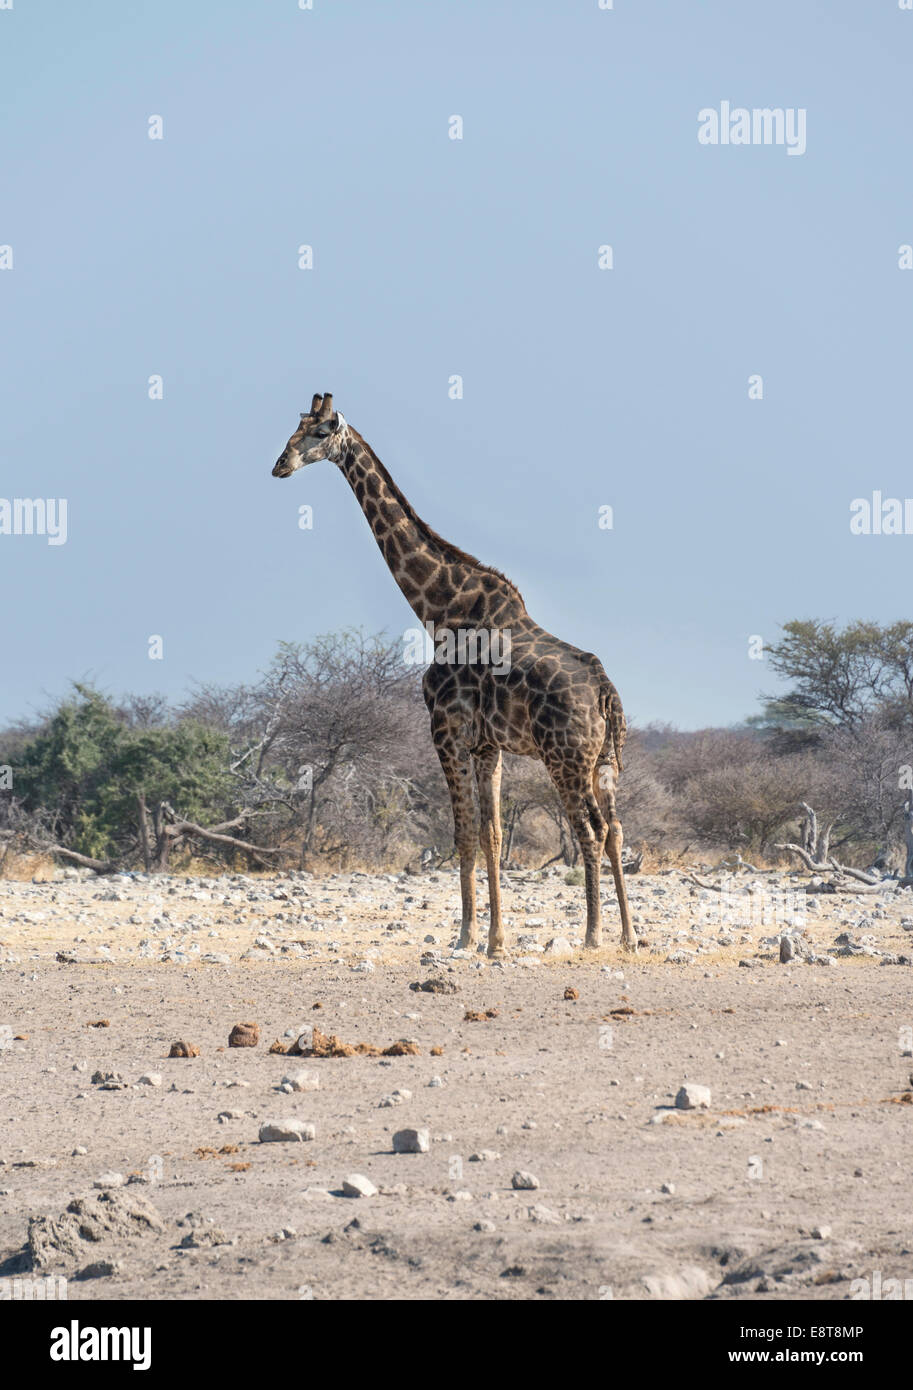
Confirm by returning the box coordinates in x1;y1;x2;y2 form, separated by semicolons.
272;392;348;477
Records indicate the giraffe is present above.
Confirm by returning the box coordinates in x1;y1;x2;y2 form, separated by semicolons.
272;393;636;957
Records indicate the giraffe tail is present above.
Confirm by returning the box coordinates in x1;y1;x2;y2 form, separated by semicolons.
600;681;626;775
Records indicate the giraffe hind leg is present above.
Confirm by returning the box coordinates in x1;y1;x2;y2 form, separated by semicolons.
596;767;636;951
549;767;605;949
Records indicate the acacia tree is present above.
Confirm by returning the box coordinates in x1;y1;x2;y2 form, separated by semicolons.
1;685;281;872
759;620;913;737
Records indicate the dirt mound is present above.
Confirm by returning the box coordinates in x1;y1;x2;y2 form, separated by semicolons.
27;1188;165;1270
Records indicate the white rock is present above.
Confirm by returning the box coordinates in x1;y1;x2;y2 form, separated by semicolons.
281;1070;320;1093
392;1127;430;1154
138;1073;162;1087
342;1174;377;1198
259;1119;316;1143
675;1084;711;1110
511;1170;540;1190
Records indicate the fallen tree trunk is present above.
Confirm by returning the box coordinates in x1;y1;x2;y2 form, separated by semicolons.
1;803;288;877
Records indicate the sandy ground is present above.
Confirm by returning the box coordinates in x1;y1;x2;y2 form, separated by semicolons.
0;864;911;1301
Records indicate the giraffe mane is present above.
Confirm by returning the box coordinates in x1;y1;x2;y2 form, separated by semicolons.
352;433;526;606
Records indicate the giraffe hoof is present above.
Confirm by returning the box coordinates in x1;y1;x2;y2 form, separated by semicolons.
622;938;638;954
487;946;506;960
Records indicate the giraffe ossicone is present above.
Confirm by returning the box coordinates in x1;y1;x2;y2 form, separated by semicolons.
271;394;636;957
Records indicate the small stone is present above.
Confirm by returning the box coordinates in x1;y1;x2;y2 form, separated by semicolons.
75;1260;120;1280
341;1174;377;1198
779;933;807;963
511;1170;540;1190
468;1150;500;1162
474;1219;496;1232
258;1120;316;1143
72;1146;88;1157
543;936;573;956
675;1084;711;1110
811;1224;832;1240
91;1070;126;1089
168;1041;199;1058
378;1089;412;1108
93;1172;125;1188
281;1071;320;1093
138;1073;162;1087
179;1219;233;1249
661;1182;675;1195
392;1128;430;1154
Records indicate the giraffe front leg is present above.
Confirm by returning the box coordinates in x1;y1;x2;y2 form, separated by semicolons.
474;747;505;958
434;739;478;950
457;834;478;950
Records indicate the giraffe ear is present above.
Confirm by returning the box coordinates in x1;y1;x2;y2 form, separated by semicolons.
335;411;347;431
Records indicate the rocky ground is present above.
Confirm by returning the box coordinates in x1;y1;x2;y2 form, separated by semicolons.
0;863;911;1301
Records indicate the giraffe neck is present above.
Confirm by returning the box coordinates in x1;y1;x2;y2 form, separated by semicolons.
338;431;523;629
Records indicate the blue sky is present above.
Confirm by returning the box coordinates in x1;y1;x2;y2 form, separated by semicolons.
1;0;910;729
